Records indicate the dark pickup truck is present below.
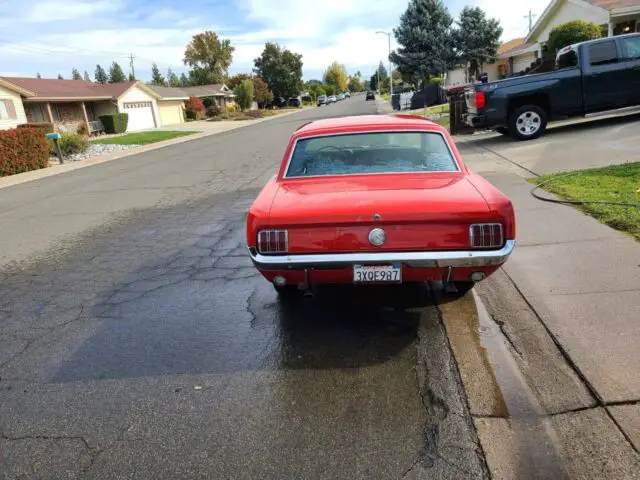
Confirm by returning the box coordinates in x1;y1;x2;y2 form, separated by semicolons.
465;33;640;140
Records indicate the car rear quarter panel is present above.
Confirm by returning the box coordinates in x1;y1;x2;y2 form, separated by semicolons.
246;175;280;248
466;173;516;240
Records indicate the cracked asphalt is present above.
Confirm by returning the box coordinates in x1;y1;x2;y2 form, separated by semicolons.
0;98;487;479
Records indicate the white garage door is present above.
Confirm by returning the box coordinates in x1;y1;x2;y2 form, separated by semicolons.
122;102;155;131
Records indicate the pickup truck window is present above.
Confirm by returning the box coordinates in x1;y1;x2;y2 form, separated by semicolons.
588;41;618;66
621;37;640;60
557;49;578;69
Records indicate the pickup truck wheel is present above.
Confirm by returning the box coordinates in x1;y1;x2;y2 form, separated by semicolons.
509;105;547;140
495;127;509;135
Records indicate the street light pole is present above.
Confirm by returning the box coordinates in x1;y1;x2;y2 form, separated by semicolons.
376;31;392;97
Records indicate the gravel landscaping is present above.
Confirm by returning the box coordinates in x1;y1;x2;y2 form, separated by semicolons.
50;143;140;163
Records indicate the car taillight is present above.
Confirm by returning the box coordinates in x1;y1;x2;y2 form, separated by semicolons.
257;230;288;254
475;91;486;109
470;224;503;249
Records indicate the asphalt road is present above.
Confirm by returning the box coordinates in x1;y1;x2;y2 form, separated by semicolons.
0;98;487;479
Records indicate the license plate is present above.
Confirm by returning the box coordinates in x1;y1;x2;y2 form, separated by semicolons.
353;264;402;283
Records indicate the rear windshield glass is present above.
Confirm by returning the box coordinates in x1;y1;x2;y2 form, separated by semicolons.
285;132;458;178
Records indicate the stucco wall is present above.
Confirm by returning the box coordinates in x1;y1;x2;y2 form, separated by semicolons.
0;85;27;130
158;100;185;126
535;0;608;43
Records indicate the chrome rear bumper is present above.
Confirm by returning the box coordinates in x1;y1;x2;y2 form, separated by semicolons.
249;240;515;271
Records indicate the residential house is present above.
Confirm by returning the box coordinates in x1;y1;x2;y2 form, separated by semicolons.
0;77;190;133
146;85;189;125
0;78;31;130
504;0;640;76
180;84;236;108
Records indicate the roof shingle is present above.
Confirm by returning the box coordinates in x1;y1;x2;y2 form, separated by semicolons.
583;0;640;10
0;77;138;100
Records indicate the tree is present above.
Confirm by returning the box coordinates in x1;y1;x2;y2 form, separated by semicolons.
185;96;205;112
451;6;503;81
234;78;254;110
369;73;378;92
71;68;82;80
348;76;362;92
254;42;303;100
392;69;403;86
323;62;348;92
227;73;252;90
95;64;108;84
183;31;234;84
324;84;335;96
128;72;135;81
390;0;454;87
57;73;63;80
83;71;91;82
253;76;273;107
179;72;189;87
167;68;180;87
188;67;217;86
547;20;601;54
377;61;389;81
36;72;42;79
108;62;126;83
150;63;166;86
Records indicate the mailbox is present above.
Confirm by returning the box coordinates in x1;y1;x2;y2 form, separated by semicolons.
46;132;62;140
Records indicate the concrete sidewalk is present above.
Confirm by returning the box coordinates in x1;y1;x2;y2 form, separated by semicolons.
458;138;640;472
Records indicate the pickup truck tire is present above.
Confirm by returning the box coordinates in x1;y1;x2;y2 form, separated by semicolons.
508;105;547;140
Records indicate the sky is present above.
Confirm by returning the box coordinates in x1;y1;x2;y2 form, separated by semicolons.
0;0;552;82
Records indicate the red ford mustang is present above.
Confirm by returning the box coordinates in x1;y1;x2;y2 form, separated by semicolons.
247;115;515;295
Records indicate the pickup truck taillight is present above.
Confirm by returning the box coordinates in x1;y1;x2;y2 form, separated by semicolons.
258;230;288;254
475;91;486;110
470;224;503;249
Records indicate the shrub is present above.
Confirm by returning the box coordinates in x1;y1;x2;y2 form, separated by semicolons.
430;77;444;85
547;20;601;53
185;109;197;120
0;128;49;177
186;96;205;112
205;104;220;118
99;113;129;134
246;110;264;119
234;79;254;111
77;123;89;136
202;97;214;108
58;133;88;156
18;122;54;134
226;104;237;113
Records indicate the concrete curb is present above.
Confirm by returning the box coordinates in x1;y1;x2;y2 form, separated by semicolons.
0;108;307;190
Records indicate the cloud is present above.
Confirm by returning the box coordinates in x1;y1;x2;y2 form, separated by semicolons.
29;0;123;22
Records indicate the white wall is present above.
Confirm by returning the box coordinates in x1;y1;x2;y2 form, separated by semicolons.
535;0;608;43
445;67;467;87
117;86;159;128
0;85;27;130
483;63;500;82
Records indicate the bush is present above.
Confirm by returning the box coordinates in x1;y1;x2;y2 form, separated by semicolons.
99;113;129;134
246;110;264;119
234;79;254;111
58;133;88;156
226;104;237;113
205;104;220;118
0;128;49;177
202;97;214;108
185;109;197;120
77;123;89;136
18;122;54;134
186;96;205;112
547;20;602;53
430;77;444;85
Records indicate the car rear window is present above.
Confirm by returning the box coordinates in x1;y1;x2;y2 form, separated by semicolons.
285;131;459;178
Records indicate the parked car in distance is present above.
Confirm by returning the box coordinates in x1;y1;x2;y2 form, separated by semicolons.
246;115;516;297
366;91;375;100
337;93;345;101
317;95;328;106
465;33;640;140
287;98;302;108
328;95;337;104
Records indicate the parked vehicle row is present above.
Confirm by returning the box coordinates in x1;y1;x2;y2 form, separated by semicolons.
464;33;640;140
317;92;351;106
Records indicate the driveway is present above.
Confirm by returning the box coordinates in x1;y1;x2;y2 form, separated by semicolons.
457;113;640;175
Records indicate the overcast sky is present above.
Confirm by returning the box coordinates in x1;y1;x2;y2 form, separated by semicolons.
0;0;551;82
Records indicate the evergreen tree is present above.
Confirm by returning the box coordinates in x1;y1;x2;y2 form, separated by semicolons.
57;73;64;80
179;72;189;87
95;64;108;84
150;63;166;86
71;68;82;80
83;71;91;82
36;72;42;79
108;62;126;83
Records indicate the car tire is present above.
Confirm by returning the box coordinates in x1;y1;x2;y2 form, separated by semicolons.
508;105;547;140
495;126;509;135
453;281;474;295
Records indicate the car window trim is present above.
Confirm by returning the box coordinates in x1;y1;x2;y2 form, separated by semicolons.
281;129;461;179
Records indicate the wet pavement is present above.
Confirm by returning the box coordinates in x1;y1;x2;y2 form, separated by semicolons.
0;99;487;478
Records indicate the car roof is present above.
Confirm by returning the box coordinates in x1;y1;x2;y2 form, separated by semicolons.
295;114;443;135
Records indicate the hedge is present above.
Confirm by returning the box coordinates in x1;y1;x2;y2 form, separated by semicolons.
99;113;129;134
18;122;54;134
0;128;49;177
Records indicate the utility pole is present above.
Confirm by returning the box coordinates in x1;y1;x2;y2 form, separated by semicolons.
376;31;392;97
129;54;136;80
524;9;537;34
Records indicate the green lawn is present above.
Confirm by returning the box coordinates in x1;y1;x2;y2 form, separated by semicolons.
91;131;198;145
531;162;640;241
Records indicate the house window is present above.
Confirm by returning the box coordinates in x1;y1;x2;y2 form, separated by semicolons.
85;103;96;120
613;20;636;36
0;99;17;120
51;104;62;121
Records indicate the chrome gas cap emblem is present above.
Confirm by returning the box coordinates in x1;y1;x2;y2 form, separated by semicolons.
368;228;386;247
